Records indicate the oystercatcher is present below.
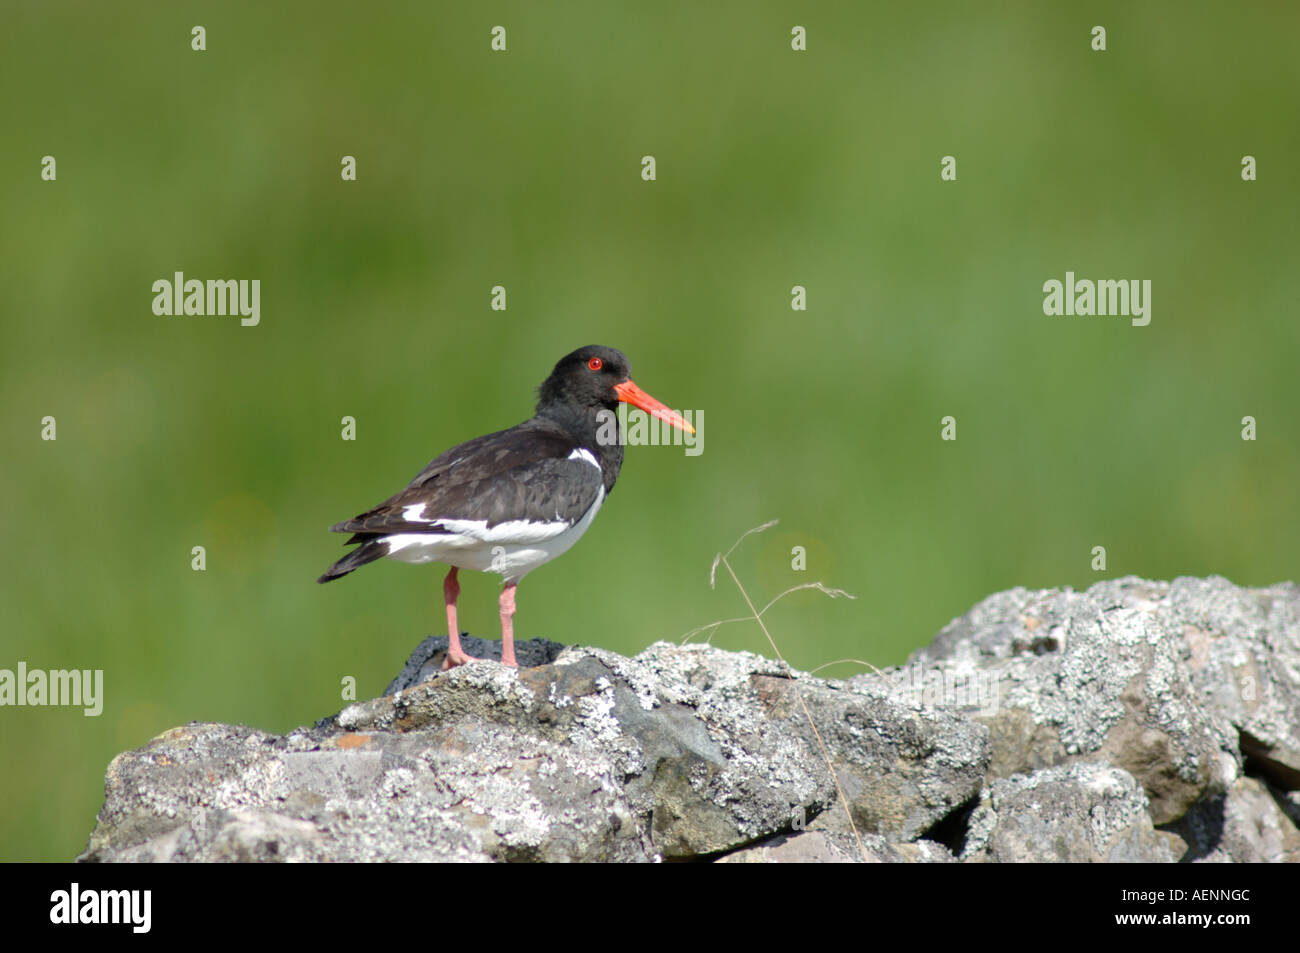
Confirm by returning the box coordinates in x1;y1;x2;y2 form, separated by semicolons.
318;345;694;670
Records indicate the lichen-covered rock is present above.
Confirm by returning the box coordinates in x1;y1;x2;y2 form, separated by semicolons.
79;576;1300;863
961;763;1182;862
80;643;986;862
900;576;1300;827
715;830;956;863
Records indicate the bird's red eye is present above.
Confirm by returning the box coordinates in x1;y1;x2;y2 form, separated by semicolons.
587;357;603;371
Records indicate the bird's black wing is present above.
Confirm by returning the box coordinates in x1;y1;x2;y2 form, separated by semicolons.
329;419;602;538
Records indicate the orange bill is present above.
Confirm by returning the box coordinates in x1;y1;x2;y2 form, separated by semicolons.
613;379;695;434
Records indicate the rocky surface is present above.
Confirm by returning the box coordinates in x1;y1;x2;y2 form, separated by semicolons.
79;575;1300;862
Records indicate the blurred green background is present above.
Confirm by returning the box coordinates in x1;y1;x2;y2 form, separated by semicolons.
2;1;1297;860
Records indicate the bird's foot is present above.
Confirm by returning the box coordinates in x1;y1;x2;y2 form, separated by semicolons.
441;647;478;670
442;651;519;670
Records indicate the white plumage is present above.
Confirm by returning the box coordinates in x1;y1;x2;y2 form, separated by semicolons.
381;487;606;583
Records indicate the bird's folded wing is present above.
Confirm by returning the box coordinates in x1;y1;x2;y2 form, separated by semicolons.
330;427;602;538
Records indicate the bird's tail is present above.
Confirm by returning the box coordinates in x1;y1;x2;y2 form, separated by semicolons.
317;538;387;583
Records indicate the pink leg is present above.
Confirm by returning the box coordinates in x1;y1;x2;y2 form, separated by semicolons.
499;583;519;668
441;567;476;670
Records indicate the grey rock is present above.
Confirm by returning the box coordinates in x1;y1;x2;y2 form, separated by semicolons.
715;830;861;863
961;763;1183;863
715;830;956;864
79;576;1300;863
384;635;567;695
1165;775;1300;864
791;685;988;841
901;576;1300;827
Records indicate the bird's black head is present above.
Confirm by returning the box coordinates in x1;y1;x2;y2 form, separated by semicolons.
535;344;694;453
536;345;632;414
